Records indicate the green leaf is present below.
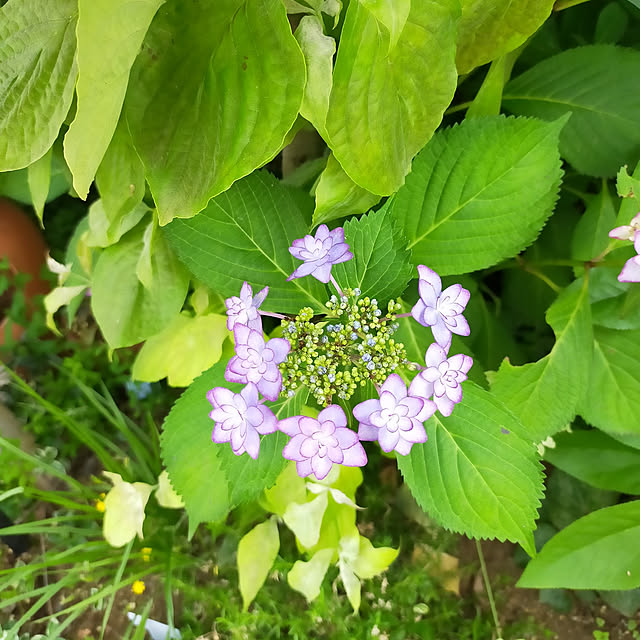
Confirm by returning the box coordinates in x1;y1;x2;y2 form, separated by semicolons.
313;154;381;225
27;146;52;224
545;430;640;495
0;0;77;170
324;0;458;195
91;220;189;348
571;183;617;261
616;165;640;200
387;116;565;275
504;45;640;177
132;312;229;387
589;267;640;331
125;0;305;224
87;200;150;249
466;53;518;119
351;536;398;580
491;278;592;441
165;171;328;314
63;0;164;198
456;0;554;74
238;517;280;610
518;501;640;590
578;328;640;436
283;491;328;548
332;206;413;303
287;548;334;602
397;382;544;555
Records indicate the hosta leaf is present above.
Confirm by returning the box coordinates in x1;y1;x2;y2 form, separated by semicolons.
324;0;458;195
504;45;640;177
388;116;565;275
491;278;592;442
0;0;77;171
126;0;305;224
397;382;544;555
165;171;328;314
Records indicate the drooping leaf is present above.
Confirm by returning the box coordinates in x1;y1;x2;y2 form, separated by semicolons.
397;382;544;555
387;116;565;275
466;53;518;119
87;200;150;249
287;548;334;602
0;0;77;170
491;278;592;441
63;0;165;198
125;0;305;224
283;491;328;548
165;171;328;314
154;470;185;509
518;501;640;590
504;45;640;177
571;183;618;261
324;0;458;195
27;146;52;224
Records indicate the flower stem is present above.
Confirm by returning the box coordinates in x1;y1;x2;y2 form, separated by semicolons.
395;312;413;319
330;274;344;298
260;310;286;320
475;539;503;639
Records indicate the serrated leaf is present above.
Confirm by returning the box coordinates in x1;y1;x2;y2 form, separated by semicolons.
324;0;458;195
491;278;592;441
518;501;640;590
578;328;640;436
571;183;617;261
387;116;565;275
397;382;544;555
165;171;328;314
616;165;640;199
0;0;77;170
504;45;640;177
125;0;305;224
589;267;640;330
63;0;164;198
332;206;413;303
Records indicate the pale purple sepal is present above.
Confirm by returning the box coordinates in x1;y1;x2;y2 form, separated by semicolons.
609;212;640;242
619;255;640;283
225;281;269;332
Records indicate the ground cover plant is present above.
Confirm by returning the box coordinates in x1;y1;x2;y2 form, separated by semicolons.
2;0;640;637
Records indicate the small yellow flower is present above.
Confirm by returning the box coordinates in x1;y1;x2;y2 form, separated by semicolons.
132;580;146;595
99;492;106;499
95;499;106;512
142;547;152;562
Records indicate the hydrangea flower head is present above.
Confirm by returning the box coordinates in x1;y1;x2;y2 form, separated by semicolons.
225;281;269;331
287;224;353;283
411;265;470;350
225;325;290;401
353;373;435;455
207;382;278;459
279;405;367;480
609;213;640;283
410;343;473;417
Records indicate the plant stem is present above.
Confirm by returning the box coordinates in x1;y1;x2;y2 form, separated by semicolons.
330;274;343;298
261;310;286;320
475;539;503;639
554;0;591;10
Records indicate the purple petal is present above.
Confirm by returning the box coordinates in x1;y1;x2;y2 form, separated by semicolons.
243;428;261;460
316;224;330;240
353;399;380;423
445;383;463;403
447;354;466;371
299;416;320;436
394;439;413;456
358;423;379;441
212;423;231;444
411;298;428;325
341;442;367;467
328;445;344;464
417;265;442;296
381;373;407;400
425;343;447;367
266;337;291;363
635;232;640;255
331;250;353;265
335;427;358;449
207;386;234;409
378;427;400;453
312;262;333;283
240;281;252;301
619;256;640;282
240;382;259;407
279;416;302;437
418;280;439;308
400;396;424;418
230;426;245;452
431;319;452;350
283;433;307;461
379;390;398;411
288;261;317;281
301;438;320;458
225;358;247;384
401;420;428;443
434;395;455;417
257;374;282;402
247;329;265;351
318;404;347;428
449;315;470;337
416;398;437;422
328;226;344;243
253;286;269;308
609;225;633;240
312;454;333;480
256;406;278;434
296;458;313;478
408;374;434;400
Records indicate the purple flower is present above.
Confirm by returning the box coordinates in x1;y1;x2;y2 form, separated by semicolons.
618;255;640;282
207;383;277;459
410;344;473;417
411;265;470;350
225;324;290;401
287;224;353;283
225;281;269;331
353;373;435;455
279;405;367;480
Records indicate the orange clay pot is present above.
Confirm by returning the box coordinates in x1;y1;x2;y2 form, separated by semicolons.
0;198;50;346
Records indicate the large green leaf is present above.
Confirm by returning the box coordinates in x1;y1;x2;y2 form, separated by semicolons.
387;116;565;275
456;0;554;74
397;383;544;555
0;0;77;170
589;267;640;331
504;45;640;177
332;206;413;303
491;278;592;442
63;0;164;198
578;328;640;436
165;171;328;314
518;501;640;590
571;183;617;262
324;0;458;195
125;0;305;224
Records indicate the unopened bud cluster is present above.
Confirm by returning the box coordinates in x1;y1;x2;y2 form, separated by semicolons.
279;288;407;406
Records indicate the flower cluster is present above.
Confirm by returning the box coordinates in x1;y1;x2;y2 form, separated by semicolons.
207;223;472;480
609;212;640;283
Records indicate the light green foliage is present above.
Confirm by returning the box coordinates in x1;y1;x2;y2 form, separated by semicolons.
155;470;185;508
616;164;640;200
27;146;52;223
64;0;165;198
91;219;189;348
0;0;77;170
491;278;592;441
456;0;554;74
398;382;544;556
132;312;228;387
324;0;458;195
519;501;640;590
466;53;518;119
579;328;640;436
165;172;328;314
504;46;640;177
283;491;328;548
125;0;305;224
545;430;640;495
287;548;334;602
589;267;640;331
332;206;413;303
571;183;617;261
87;200;150;249
238;517;280;610
388;116;565;275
